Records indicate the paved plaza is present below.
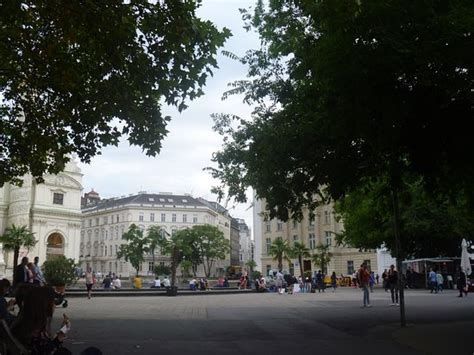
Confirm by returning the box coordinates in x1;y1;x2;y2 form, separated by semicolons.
58;287;473;354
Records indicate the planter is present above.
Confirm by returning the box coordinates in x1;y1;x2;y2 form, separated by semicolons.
166;286;178;296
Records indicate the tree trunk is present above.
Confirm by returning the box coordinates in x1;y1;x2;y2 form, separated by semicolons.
171;246;178;287
299;255;304;278
390;178;407;327
278;255;282;272
13;247;19;283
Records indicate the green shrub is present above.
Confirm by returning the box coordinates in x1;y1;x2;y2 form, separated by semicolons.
42;256;77;286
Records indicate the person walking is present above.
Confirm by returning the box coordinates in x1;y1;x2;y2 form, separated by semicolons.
375;273;380;285
358;263;371;308
369;271;375;293
85;267;95;299
436;271;444;293
456;268;468;298
428;268;438;293
387;264;399;306
330;271;337;292
32;257;45;286
382;269;388;292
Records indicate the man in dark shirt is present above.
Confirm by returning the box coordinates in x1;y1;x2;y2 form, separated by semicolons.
0;279;15;324
13;257;29;287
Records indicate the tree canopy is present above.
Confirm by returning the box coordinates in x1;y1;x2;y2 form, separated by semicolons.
269;237;290;272
210;0;474;220
117;224;148;276
0;1;230;185
335;175;474;259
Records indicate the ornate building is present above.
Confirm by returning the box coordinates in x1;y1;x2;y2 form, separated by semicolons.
0;161;83;276
254;199;378;277
80;192;234;277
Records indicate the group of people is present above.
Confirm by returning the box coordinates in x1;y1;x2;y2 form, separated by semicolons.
84;268;122;299
0;257;102;354
188;277;210;291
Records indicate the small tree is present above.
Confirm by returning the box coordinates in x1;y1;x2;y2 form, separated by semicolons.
269;237;291;272
117;224;148;276
154;264;171;277
0;225;37;281
290;242;310;278
312;244;332;274
43;255;77;286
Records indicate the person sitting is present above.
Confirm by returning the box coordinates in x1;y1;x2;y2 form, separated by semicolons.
189;278;197;291
11;286;72;354
0;279;16;324
162;276;170;290
152;277;161;289
133;276;142;289
102;275;112;290
223;277;229;288
112;277;121;290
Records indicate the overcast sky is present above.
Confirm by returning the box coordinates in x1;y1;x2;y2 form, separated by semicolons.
79;0;260;234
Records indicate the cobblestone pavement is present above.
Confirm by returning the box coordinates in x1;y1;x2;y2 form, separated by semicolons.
56;287;473;354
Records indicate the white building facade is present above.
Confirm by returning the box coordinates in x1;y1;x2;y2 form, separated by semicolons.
0;161;83;276
80;193;232;277
237;218;253;266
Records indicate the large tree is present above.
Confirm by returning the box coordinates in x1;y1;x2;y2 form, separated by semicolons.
0;224;37;282
0;1;230;185
335;175;474;259
209;1;473;326
189;225;230;278
146;225;168;270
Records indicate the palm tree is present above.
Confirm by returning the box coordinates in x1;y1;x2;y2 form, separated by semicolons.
311;244;332;274
269;237;290;272
0;224;37;281
290;242;310;278
245;259;257;273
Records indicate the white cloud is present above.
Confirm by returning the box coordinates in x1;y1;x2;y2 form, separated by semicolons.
80;0;259;233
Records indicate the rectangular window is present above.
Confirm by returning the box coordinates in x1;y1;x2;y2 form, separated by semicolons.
265;238;272;254
183;214;187;223
138;262;142;272
172;214;177;222
266;265;272;276
347;260;354;274
193;216;198;223
96;218;100;226
265;222;271;233
53;193;64;205
293;235;298;246
110;216;113;224
116;215;120;223
308;233;316;249
88;219;92;227
324;211;331;224
139;213;144;222
161;213;166;222
103;217;108;225
150;213;155;222
148;262;154;272
325;231;332;246
105;247;108;256
277;221;283;231
292;220;297;229
308;215;315;228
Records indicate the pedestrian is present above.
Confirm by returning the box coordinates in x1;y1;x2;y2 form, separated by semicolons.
387;264;399;306
33;256;45;286
428;268;438;293
369;271;375;293
304;274;312;293
330;271;337;292
375;273;379;285
456;267;468;298
316;271;325;293
13;257;29;287
276;271;285;294
357;263;371;308
436;271;444;293
382;269;388;292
